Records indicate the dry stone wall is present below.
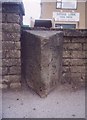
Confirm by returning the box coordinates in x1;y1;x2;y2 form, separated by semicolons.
1;2;24;89
62;30;87;89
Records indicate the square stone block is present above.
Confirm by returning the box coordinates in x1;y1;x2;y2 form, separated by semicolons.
22;30;63;97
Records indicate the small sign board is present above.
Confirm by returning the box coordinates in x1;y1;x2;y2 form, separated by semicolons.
53;12;80;22
57;0;77;9
62;0;77;9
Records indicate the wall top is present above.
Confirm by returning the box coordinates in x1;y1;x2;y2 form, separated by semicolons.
22;27;87;37
0;0;25;15
0;0;22;2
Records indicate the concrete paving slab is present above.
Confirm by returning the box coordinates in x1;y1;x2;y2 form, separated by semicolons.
1;84;86;118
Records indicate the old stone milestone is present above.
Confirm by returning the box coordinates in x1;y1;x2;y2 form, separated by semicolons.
22;30;63;97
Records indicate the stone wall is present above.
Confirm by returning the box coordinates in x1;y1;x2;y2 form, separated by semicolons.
1;2;24;89
62;30;87;89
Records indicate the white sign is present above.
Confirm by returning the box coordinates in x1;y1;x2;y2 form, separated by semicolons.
56;0;77;9
62;0;77;9
53;12;80;22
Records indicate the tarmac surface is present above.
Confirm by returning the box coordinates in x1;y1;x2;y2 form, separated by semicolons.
1;84;86;118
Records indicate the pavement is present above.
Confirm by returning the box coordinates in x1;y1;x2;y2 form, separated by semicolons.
0;84;86;118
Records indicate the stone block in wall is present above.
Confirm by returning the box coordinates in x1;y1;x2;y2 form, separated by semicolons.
63;50;86;59
2;41;21;50
71;73;85;80
8;13;20;23
63;65;85;75
83;43;87;51
71;37;87;43
64;30;87;37
1;84;8;89
10;82;21;89
62;72;85;87
63;43;82;51
0;67;2;76
9;66;21;75
63;37;72;43
2;13;21;24
71;51;86;59
0;12;2;23
22;30;63;97
2;23;21;33
2;32;21;41
62;66;70;73
0;51;2;59
0;59;2;67
2;59;21;67
2;66;21;75
2;13;6;23
63;59;86;66
2;4;22;15
0;24;2;33
2;75;21;84
71;73;85;88
63;51;71;58
2;67;8;76
2;50;21;59
71;66;85;73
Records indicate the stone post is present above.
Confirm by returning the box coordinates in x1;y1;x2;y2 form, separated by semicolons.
22;30;63;97
1;0;25;89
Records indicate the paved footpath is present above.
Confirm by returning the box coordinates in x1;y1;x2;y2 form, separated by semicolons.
0;84;86;118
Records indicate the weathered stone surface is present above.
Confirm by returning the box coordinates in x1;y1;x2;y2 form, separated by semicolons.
10;82;21;89
2;32;21;41
63;29;87;37
62;66;70;73
1;1;24;90
62;30;87;88
62;72;85;88
0;59;2;67
2;41;21;50
63;59;86;66
2;4;23;15
63;51;86;59
63;37;72;43
9;66;21;75
1;84;8;89
2;13;20;24
2;67;8;75
71;37;87;43
71;66;85;73
83;43;87;51
0;12;2;21
2;23;21;33
22;30;63;97
2;59;21;66
2;75;21;83
2;13;6;23
0;51;2;59
0;67;2;76
2;50;21;59
71;51;86;59
63;51;71;58
2;13;20;23
63;43;82;50
7;13;20;23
